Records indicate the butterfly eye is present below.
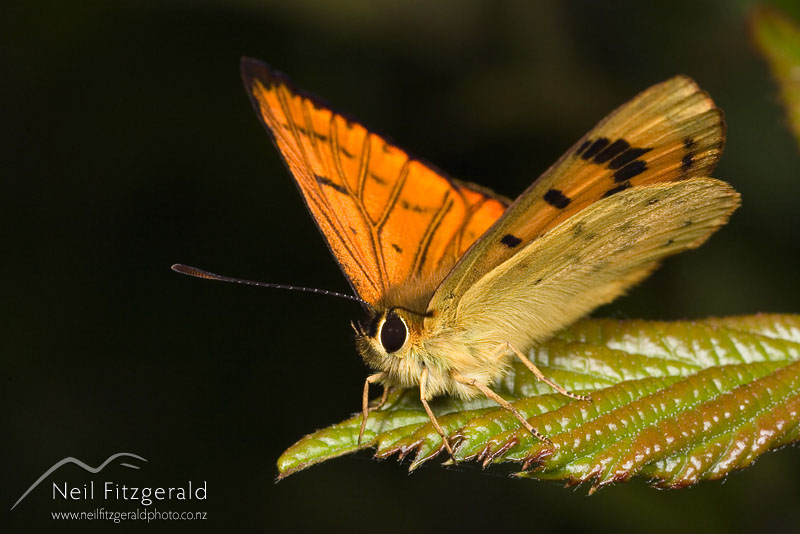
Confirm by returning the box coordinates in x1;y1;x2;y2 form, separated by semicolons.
380;315;407;353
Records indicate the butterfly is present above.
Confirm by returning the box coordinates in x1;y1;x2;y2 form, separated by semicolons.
177;58;740;456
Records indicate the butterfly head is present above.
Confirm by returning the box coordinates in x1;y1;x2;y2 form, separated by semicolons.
353;306;430;381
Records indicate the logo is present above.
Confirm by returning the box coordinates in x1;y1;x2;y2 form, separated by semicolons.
11;451;207;522
12;453;148;511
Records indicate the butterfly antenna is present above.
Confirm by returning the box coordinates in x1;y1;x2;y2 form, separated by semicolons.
171;264;372;310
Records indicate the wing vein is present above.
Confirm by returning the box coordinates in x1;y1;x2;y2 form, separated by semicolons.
413;191;454;277
327;115;388;292
376;158;411;231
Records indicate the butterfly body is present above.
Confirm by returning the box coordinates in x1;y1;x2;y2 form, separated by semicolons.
235;58;739;451
354;177;738;401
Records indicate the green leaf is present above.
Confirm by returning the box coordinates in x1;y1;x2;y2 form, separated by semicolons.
277;315;800;490
752;6;800;147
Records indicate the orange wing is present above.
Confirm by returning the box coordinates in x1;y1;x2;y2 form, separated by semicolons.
241;58;508;305
432;76;726;303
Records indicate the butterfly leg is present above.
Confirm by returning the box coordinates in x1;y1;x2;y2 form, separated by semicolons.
373;384;391;410
359;372;387;445
506;343;591;402
419;366;455;457
451;372;553;446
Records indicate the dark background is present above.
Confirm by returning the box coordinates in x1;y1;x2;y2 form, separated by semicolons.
3;1;800;532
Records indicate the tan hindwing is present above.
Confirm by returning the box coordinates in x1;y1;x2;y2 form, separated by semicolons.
425;178;739;356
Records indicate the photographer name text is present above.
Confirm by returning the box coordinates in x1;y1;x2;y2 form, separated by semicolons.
53;481;206;507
